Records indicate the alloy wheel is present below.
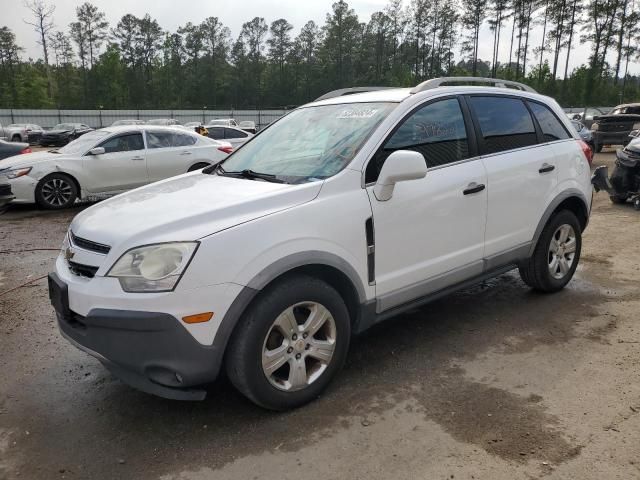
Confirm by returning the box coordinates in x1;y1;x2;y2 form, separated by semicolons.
41;178;73;207
262;301;337;392
548;224;576;279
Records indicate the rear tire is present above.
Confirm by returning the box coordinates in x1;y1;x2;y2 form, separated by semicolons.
519;210;582;293
187;162;209;172
35;173;78;209
11;135;20;142
226;275;350;410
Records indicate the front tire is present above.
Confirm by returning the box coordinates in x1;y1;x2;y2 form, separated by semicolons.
35;173;78;209
519;210;582;293
226;275;351;410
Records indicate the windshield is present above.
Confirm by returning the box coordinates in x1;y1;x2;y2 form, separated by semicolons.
219;102;395;183
56;130;109;154
54;123;77;130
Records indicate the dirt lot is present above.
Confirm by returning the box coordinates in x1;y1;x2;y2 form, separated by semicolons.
1;151;639;480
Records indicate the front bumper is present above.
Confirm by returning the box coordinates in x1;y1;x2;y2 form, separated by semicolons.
50;272;228;400
39;136;70;146
5;175;37;203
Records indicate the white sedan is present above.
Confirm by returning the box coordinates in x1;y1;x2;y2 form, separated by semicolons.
0;125;232;209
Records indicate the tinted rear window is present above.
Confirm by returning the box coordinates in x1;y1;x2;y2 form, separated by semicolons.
469;96;537;154
528;101;571;142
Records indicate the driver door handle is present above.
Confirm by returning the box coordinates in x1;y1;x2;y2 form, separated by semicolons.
539;163;555;173
463;182;486;195
131;156;144;161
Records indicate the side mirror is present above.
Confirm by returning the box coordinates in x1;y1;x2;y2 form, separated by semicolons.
629;130;640;138
88;147;105;155
373;150;427;201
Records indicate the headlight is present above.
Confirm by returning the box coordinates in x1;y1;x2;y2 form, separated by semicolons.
2;167;32;179
591;123;599;131
107;242;198;292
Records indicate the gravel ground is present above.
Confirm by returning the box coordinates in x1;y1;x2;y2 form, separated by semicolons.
0;151;639;480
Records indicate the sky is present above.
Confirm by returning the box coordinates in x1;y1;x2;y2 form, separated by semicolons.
3;0;634;77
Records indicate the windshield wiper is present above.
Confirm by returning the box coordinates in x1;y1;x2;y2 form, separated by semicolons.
216;165;284;183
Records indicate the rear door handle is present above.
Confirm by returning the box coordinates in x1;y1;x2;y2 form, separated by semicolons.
463;182;486;195
131;156;144;161
180;151;192;156
539;163;555;173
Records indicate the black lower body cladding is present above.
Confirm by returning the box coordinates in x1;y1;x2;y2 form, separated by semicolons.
49;273;224;400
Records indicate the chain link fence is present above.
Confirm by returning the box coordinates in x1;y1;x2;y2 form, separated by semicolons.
0;109;288;130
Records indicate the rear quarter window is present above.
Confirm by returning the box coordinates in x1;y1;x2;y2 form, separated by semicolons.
469;96;537;154
528;101;571;142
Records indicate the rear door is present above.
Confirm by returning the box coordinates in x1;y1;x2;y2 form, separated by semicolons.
468;95;559;261
84;132;148;193
366;96;488;312
145;130;199;182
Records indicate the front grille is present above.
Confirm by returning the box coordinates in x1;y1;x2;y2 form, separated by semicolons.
0;184;11;196
70;232;111;254
68;261;99;278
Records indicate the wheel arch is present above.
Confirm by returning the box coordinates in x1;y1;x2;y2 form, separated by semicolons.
529;189;589;257
214;253;367;368
38;170;82;198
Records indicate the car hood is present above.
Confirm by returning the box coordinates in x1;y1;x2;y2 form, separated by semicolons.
70;172;323;249
43;129;73;135
0;150;65;168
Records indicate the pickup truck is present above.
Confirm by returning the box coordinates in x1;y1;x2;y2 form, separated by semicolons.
591;103;640;152
0;122;28;142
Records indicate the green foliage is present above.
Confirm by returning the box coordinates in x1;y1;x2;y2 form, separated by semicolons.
1;0;640;109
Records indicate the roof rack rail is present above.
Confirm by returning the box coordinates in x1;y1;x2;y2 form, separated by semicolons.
410;77;537;94
314;86;397;102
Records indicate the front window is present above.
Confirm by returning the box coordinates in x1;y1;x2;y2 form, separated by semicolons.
56;131;109;154
218;102;396;183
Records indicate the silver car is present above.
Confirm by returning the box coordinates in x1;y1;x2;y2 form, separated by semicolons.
0;122;28;142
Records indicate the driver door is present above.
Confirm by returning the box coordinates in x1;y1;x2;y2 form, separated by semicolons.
84;132;148;194
365;97;488;313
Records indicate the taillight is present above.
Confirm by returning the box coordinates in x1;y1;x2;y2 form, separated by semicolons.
578;140;593;166
20;147;32;154
218;145;233;154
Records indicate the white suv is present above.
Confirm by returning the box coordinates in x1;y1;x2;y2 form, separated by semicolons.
49;78;593;410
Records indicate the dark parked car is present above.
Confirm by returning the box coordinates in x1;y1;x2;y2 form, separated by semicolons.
39;123;93;147
0;139;31;160
591;103;640;152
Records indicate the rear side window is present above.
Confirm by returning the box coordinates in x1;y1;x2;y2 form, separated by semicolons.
146;131;173;148
528;101;570;142
366;98;470;182
173;133;197;146
469;96;537;154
